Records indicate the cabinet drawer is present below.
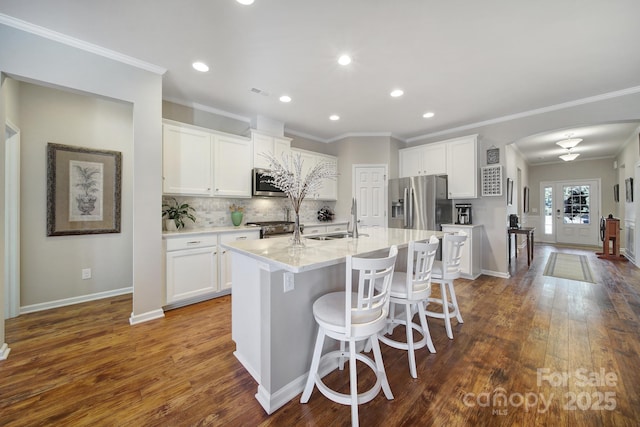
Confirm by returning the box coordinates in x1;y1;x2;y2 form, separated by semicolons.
219;231;259;244
166;235;218;251
326;224;348;232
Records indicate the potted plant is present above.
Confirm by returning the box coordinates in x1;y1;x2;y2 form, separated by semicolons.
162;197;196;231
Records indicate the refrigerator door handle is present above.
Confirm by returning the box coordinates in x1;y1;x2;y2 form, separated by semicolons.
409;187;414;228
403;187;409;227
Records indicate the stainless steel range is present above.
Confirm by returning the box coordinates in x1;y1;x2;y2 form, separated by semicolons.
245;221;295;239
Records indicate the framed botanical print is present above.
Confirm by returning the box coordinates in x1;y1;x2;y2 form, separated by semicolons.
47;143;122;236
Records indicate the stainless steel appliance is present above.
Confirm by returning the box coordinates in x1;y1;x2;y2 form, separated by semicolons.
388;175;453;231
455;203;472;225
252;168;286;197
245;221;295;238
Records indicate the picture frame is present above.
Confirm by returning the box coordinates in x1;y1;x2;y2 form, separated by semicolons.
507;178;514;206
523;186;530;213
47;143;122;236
625;177;634;203
487;147;500;164
614;184;619;203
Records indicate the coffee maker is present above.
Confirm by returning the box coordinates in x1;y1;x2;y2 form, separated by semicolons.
509;214;519;229
455;204;472;225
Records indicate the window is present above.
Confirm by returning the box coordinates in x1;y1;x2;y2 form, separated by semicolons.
563;185;590;224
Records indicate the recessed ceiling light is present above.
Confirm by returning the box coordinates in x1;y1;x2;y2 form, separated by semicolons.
236;0;254;5
329;115;340;121
423;112;435;118
338;55;351;66
279;95;292;103
192;62;209;72
390;89;404;98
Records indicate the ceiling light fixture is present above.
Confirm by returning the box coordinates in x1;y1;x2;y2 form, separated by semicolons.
390;89;404;97
559;151;580;162
329;115;340;121
423;112;435;118
555;133;582;150
338;55;351;66
236;0;254;5
192;61;209;72
279;95;292;103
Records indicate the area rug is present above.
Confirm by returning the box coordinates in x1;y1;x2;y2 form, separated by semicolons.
543;252;595;283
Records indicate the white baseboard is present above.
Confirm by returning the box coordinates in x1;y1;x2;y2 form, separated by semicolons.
129;309;165;325
0;343;11;360
482;269;510;279
20;287;133;314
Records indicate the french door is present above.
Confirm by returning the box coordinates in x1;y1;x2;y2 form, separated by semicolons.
541;179;600;246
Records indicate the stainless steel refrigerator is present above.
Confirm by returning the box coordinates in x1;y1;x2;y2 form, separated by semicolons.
388;175;453;230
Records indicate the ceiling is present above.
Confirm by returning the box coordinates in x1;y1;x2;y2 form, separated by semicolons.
1;0;640;162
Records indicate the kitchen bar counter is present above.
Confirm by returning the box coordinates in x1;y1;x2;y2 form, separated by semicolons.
222;227;443;415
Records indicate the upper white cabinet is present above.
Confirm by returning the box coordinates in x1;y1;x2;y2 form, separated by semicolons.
446;135;478;199
213;134;252;197
399;134;478;199
163;124;213;195
399;142;447;177
252;130;292;169
162;120;253;198
291;148;338;201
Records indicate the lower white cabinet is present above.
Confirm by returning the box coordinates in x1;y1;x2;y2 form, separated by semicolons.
302;222;348;235
441;224;482;280
164;230;259;306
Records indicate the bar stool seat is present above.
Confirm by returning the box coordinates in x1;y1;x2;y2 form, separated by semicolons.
301;246;398;427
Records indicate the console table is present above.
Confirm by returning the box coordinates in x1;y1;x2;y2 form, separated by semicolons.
508;227;535;267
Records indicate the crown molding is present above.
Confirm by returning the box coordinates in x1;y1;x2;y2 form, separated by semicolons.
407;85;640;144
0;13;166;75
163;97;252;123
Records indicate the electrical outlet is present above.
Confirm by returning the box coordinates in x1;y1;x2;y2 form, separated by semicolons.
82;268;91;280
283;272;294;293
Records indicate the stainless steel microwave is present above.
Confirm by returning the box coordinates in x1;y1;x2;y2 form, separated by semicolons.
252;168;286;197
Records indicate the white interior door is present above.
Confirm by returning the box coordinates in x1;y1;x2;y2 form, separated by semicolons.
353;165;387;228
554;179;600;246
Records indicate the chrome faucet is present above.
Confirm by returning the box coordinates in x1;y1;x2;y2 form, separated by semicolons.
349;197;359;238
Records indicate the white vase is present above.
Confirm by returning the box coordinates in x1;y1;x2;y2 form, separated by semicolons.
165;219;178;231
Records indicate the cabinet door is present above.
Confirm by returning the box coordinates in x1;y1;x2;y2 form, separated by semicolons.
422;143;447;175
214;135;252;198
302;225;326;235
273;137;292;162
399;146;423;178
253;132;274;169
315;154;338;201
219;231;260;290
166;246;217;303
163;124;212;195
446;136;478;198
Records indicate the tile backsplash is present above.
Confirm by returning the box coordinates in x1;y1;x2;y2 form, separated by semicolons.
163;196;339;229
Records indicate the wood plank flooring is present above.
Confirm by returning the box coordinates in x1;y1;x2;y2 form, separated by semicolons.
2;244;639;426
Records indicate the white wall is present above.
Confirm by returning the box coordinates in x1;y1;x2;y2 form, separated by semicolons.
18;81;133;307
1;20;164;350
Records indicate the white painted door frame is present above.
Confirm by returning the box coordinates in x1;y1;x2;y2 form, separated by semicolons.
352;164;388;228
4;120;20;319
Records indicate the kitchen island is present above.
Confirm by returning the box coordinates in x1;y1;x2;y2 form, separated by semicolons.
221;227;443;414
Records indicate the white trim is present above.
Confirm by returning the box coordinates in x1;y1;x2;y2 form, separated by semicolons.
328;132;406;144
0;13;166;75
481;269;510;279
0;343;10;360
4;121;20;318
406;86;640;143
283;128;327;143
129;308;165;325
20;287;132;314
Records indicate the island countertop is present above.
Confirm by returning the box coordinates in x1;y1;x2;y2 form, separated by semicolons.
221;227;444;273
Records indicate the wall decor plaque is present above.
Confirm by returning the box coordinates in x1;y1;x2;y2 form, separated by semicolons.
486;147;500;164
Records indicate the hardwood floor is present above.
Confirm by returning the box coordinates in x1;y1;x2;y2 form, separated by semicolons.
2;244;639;426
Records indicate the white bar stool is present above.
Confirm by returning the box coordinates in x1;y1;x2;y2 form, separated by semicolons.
426;231;467;339
300;246;398;427
378;236;439;378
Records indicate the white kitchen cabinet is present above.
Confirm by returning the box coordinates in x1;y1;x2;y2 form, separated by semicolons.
219;230;260;290
325;223;348;233
302;224;326;235
252;130;292;169
165;235;218;304
446;135;478;199
399;143;447;178
162;124;213;196
213;134;252;198
441;224;482;279
291;148;338;201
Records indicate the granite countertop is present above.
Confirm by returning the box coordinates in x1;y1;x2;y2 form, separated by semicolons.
221;227;444;273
